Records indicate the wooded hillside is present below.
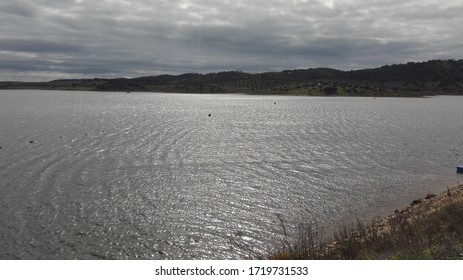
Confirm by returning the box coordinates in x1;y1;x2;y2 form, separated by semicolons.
2;60;463;96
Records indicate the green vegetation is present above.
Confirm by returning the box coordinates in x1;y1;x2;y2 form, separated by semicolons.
2;59;463;96
264;185;463;260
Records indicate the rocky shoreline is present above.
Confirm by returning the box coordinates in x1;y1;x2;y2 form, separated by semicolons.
269;184;463;260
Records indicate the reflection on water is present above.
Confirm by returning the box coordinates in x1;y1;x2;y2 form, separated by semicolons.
0;90;462;259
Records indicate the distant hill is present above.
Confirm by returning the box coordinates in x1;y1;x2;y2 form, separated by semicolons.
1;59;463;96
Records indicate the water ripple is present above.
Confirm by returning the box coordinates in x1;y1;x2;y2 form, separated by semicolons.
1;91;462;259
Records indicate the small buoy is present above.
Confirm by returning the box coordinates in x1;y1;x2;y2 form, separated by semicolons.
85;133;88;136
274;102;276;105
208;113;211;117
457;165;463;174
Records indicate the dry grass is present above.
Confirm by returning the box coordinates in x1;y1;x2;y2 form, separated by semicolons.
267;185;463;260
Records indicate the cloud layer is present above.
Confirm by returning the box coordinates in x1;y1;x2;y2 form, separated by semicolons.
1;0;463;81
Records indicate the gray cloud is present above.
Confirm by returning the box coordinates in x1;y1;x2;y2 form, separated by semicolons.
1;0;462;81
0;39;85;53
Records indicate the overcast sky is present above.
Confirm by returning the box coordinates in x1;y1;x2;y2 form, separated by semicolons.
1;0;462;81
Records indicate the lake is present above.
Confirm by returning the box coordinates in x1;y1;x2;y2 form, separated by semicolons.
0;90;462;259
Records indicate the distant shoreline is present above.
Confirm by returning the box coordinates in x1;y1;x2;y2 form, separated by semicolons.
0;88;435;98
2;59;463;97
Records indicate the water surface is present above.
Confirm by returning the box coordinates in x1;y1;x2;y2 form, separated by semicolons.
0;90;462;259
